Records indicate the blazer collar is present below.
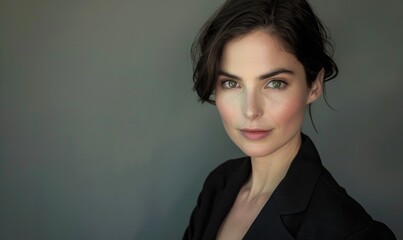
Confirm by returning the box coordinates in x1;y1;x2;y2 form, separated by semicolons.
272;133;323;215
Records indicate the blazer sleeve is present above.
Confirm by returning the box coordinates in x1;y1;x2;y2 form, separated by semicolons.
182;188;203;240
182;170;217;240
346;221;396;240
182;182;204;240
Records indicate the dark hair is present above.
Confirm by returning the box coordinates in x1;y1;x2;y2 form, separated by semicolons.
191;0;338;109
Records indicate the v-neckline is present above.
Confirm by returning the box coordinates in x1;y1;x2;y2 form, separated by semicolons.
242;188;295;239
208;157;295;240
201;133;323;240
215;179;272;239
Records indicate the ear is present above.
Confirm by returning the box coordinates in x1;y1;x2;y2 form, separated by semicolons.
307;68;324;104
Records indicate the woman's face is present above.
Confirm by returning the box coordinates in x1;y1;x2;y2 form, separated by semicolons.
215;30;323;159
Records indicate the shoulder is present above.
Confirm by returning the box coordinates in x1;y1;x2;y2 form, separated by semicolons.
305;167;396;239
314;167;370;221
308;167;371;231
345;221;397;240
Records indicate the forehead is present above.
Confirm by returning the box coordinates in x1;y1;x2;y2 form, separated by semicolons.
220;30;302;75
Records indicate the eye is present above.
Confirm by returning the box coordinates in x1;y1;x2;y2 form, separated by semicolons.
266;80;287;89
222;80;240;89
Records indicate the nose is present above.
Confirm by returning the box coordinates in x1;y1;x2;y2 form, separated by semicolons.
243;89;263;120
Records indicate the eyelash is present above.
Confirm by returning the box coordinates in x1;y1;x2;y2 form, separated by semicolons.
219;79;288;90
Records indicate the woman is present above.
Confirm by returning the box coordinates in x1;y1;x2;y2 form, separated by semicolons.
183;0;396;239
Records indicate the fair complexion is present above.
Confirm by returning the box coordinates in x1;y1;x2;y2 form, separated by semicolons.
215;30;323;240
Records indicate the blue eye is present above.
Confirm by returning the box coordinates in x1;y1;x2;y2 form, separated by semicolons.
266;80;286;89
222;80;239;89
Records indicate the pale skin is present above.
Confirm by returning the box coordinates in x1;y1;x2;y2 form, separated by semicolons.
214;30;324;240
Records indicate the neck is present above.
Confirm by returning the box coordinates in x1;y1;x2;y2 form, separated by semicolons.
246;134;301;199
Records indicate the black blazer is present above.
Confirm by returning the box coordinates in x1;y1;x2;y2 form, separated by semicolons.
183;134;396;239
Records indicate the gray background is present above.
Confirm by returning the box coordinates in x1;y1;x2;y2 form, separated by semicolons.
0;0;402;239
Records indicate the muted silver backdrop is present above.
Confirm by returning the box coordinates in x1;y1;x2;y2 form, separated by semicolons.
0;0;402;239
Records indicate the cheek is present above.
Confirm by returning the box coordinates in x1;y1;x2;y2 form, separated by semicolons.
272;94;307;128
216;98;234;126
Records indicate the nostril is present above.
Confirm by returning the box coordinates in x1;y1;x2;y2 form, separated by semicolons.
244;103;262;119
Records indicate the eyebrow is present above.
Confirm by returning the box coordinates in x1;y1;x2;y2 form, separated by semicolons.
218;68;295;80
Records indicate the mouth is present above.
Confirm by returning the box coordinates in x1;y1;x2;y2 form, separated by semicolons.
240;129;271;141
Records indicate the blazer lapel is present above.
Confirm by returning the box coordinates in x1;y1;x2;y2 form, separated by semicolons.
273;134;323;215
245;133;323;239
244;197;295;240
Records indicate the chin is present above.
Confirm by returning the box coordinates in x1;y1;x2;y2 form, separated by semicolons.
237;143;277;159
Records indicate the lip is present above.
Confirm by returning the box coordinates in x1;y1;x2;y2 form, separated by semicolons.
240;129;271;141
